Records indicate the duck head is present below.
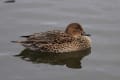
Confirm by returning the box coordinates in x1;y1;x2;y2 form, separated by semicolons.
65;23;90;38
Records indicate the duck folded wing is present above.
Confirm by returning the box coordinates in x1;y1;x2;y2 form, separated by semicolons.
11;30;76;50
20;30;75;44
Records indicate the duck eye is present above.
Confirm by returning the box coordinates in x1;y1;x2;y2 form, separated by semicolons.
73;30;75;32
77;29;80;32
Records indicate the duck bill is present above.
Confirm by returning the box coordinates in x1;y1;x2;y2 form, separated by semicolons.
82;32;91;36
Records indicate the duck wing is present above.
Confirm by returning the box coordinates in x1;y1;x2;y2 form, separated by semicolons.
12;30;75;51
20;30;74;44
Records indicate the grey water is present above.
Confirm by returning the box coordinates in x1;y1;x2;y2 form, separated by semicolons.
0;0;120;80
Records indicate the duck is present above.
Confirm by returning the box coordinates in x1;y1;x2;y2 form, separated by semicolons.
12;23;91;53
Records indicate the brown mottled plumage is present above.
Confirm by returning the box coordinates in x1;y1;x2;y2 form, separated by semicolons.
12;23;91;53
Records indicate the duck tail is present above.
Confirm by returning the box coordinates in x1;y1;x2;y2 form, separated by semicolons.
11;41;24;43
20;35;30;38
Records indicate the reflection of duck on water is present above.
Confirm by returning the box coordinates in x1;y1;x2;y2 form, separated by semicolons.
15;48;91;69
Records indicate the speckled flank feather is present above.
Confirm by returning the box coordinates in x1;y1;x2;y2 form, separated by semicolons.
12;23;91;53
34;35;91;53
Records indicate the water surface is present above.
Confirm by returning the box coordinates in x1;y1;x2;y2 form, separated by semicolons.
0;0;120;80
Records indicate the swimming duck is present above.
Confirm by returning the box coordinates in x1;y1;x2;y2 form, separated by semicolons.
12;23;91;53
